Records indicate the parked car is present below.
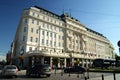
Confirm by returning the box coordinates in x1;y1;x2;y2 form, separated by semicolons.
64;66;86;74
26;64;51;77
0;65;3;75
1;65;18;77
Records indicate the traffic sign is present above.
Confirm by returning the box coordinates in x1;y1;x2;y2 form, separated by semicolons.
118;40;120;47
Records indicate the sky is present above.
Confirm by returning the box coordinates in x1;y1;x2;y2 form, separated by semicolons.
0;0;120;58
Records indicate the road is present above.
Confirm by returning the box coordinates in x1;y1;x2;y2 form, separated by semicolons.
0;70;120;80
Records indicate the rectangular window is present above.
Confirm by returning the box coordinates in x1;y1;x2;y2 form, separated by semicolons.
29;47;32;51
59;22;61;26
77;46;79;49
47;17;49;21
51;19;52;22
24;27;27;32
59;42;61;47
62;36;64;40
42;39;44;45
54;42;56;46
42;31;44;35
43;23;45;27
32;12;35;16
30;37;33;42
62;43;64;47
59;35;61;39
47;32;49;36
24;18;27;23
37;20;39;25
76;40;78;43
36;29;38;34
23;36;26;41
54;34;56;38
46;40;48;45
36;38;38;43
37;14;39;17
43;16;45;20
50;41;52;46
50;33;52;37
59;28;62;32
54;20;56;23
54;26;56;30
32;19;34;24
47;24;49;29
31;28;33;33
50;25;52;29
69;44;71;48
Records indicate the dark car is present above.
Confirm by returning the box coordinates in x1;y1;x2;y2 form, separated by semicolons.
26;64;51;77
64;66;86;74
0;65;3;75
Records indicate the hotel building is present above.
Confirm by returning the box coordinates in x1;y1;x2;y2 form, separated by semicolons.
11;6;115;68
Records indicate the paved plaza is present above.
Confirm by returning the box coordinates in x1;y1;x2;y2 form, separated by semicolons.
0;70;120;80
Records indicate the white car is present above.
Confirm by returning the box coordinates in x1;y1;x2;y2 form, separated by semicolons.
2;65;18;77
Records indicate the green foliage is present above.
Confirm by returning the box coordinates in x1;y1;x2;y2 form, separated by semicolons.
52;57;60;67
115;53;120;60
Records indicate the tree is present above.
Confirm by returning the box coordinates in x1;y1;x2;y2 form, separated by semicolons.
52;57;60;74
75;60;80;66
115;53;120;60
52;57;60;68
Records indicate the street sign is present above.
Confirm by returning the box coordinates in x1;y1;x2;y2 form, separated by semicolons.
117;40;120;47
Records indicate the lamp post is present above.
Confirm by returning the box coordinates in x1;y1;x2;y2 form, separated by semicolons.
19;48;24;69
69;52;72;67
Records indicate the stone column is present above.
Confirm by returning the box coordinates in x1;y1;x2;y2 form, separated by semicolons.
50;57;53;68
64;58;66;67
72;58;74;66
77;58;80;66
90;59;92;68
82;59;84;67
86;59;88;68
58;59;60;68
41;57;44;64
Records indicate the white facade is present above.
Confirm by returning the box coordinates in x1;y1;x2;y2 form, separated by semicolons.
11;6;115;68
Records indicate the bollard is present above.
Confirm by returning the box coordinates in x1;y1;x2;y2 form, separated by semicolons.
55;68;56;75
77;72;79;78
85;77;87;80
113;73;116;80
69;72;70;77
102;74;104;80
61;70;63;76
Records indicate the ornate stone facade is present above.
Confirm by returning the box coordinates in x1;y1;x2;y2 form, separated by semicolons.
11;6;115;68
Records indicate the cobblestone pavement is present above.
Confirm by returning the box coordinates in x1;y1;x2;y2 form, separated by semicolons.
0;70;120;80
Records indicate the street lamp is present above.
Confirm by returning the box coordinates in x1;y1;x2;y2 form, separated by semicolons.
69;52;72;67
19;48;24;69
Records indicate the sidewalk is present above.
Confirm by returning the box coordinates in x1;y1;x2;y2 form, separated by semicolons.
18;70;120;80
88;73;120;80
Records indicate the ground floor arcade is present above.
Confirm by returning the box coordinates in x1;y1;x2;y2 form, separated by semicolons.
13;50;95;69
23;56;93;68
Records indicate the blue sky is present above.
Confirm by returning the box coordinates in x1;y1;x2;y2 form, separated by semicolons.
0;0;120;56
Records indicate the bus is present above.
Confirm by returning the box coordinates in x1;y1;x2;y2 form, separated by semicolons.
93;58;116;68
